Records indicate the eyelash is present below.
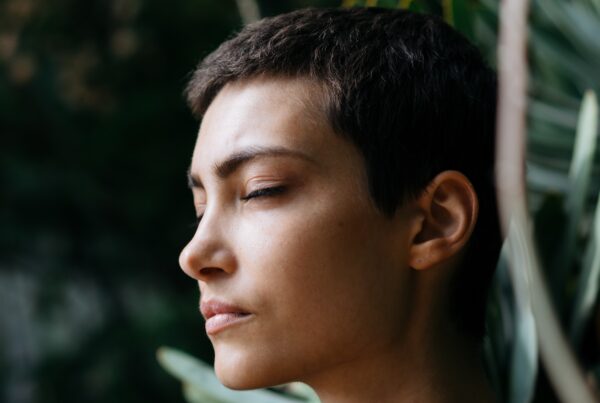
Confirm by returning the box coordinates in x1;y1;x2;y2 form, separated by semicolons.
240;185;286;201
191;186;286;227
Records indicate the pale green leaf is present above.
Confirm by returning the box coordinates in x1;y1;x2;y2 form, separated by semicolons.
183;382;229;403
570;193;600;346
550;91;599;306
157;347;305;403
569;91;600;346
503;240;538;403
284;383;320;402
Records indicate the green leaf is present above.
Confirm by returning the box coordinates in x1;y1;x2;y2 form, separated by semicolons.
537;0;600;62
550;91;599;310
570;190;600;347
568;91;599;208
529;31;596;94
285;383;320;402
397;0;413;9
508;308;537;403
529;76;582;110
569;91;600;347
502;240;538;403
340;0;359;7
157;347;308;403
485;251;516;402
183;382;229;403
529;100;578;131
444;0;476;40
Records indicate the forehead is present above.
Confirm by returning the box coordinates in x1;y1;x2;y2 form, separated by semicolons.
191;77;335;173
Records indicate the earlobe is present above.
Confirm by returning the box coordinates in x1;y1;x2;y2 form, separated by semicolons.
409;171;478;270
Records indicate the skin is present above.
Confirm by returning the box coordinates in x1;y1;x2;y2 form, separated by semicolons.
179;77;497;403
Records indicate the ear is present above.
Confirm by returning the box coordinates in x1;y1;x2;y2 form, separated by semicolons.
409;171;478;270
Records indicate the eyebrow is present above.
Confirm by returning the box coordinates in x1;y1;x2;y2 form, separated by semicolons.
187;145;315;189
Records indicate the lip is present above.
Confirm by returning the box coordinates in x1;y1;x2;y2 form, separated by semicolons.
200;299;252;336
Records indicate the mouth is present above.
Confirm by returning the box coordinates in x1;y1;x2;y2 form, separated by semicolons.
200;299;252;336
205;312;252;335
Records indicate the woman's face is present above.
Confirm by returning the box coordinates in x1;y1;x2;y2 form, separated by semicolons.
179;77;416;389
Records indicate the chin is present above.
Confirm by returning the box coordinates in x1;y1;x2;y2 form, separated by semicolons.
213;347;296;390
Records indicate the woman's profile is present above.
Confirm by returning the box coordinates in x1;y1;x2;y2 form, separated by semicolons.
178;7;501;402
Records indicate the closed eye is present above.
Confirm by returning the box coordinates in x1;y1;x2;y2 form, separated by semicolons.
190;186;285;228
241;186;286;201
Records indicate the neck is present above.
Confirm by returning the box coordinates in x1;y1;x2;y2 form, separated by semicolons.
305;320;497;403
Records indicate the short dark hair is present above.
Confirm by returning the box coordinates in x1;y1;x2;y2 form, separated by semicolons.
185;7;501;341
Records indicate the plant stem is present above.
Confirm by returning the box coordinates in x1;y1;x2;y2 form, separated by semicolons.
496;0;597;402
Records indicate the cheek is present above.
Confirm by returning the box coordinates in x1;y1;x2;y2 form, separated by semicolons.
239;199;377;292
237;197;399;345
212;193;409;388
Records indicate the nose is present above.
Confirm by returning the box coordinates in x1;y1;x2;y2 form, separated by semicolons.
178;210;236;282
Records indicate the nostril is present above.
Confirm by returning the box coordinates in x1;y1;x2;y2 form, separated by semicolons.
199;267;225;277
179;238;236;281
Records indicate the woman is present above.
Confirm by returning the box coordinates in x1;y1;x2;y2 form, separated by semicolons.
179;7;500;402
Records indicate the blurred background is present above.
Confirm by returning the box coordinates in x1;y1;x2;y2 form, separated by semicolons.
3;0;600;402
0;1;336;402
